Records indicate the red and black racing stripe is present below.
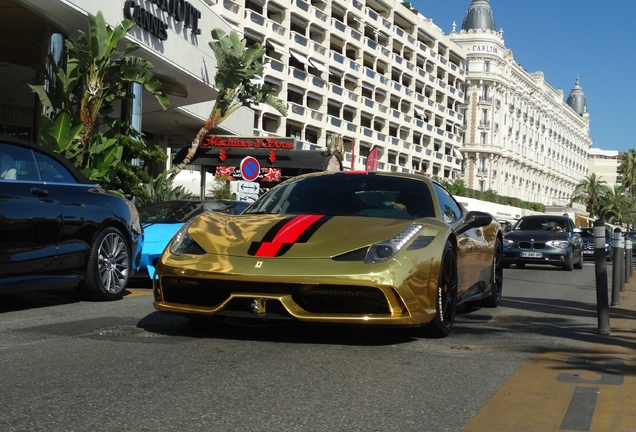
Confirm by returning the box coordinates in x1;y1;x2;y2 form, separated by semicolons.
248;214;332;257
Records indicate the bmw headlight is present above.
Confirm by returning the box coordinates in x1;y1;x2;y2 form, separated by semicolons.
547;240;570;249
365;224;423;264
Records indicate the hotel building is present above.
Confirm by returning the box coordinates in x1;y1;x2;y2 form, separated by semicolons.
450;0;592;206
588;148;621;189
211;0;469;178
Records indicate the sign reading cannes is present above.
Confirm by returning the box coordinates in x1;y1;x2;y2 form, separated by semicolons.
240;156;261;182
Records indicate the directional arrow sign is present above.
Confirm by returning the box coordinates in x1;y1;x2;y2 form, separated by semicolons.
237;192;259;203
237;180;260;195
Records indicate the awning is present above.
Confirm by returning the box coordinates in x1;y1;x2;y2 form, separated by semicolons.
172;147;343;172
344;74;358;83
290;50;311;66
309;58;328;73
329;67;344;77
414;107;426;117
267;40;289;56
453;148;464;160
362;81;374;90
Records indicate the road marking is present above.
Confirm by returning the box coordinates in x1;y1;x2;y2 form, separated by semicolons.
462;351;634;432
560;386;599;431
124;289;152;297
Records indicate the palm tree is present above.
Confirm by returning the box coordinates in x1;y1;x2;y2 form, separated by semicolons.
171;29;288;177
597;185;633;225
571;173;610;219
619;149;636;198
30;11;168;183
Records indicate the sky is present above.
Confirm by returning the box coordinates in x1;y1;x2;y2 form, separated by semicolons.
412;0;636;152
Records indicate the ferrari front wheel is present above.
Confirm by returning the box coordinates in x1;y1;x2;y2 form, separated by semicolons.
422;242;458;338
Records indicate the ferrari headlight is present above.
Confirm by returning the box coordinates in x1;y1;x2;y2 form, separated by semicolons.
365;224;423;264
169;217;198;255
547;240;570;249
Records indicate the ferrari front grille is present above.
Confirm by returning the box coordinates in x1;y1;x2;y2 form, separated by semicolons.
160;277;390;314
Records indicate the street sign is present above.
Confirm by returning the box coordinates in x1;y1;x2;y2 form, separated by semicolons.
237;192;259;203
240;156;260;181
237;180;260;195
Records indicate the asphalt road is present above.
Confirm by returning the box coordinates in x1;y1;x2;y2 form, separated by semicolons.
0;261;607;432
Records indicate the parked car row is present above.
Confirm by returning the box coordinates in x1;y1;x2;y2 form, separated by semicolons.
3;147;504;337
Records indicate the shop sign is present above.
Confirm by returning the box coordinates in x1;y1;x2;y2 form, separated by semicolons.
123;0;202;41
202;136;296;150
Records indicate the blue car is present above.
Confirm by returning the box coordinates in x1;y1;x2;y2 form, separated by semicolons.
137;199;249;279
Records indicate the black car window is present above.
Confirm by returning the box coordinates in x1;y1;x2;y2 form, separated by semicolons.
34;151;77;184
432;183;462;223
0;143;38;181
515;218;566;232
245;174;435;219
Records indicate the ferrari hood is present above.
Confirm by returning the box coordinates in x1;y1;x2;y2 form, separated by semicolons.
186;212;432;259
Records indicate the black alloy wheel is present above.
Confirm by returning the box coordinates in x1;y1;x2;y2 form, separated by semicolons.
423;241;458;338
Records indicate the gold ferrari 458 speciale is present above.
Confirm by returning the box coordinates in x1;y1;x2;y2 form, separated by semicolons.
152;171;503;337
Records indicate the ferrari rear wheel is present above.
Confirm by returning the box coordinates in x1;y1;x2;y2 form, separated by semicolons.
422;242;457;338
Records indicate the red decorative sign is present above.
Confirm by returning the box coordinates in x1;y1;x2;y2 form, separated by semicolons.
365;146;378;171
269;150;276;164
201;136;295;150
215;166;281;183
219;148;227;162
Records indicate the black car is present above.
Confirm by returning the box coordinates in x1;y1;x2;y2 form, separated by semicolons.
503;215;583;270
580;227;613;261
0;137;143;300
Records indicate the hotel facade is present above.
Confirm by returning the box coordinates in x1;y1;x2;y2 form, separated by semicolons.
450;0;592;206
1;0;591;205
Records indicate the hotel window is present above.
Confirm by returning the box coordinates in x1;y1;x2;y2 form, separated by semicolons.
478;180;485;191
480;132;487;144
483;61;490;72
481;85;489;100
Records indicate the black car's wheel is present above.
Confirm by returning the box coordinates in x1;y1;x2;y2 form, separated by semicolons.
563;252;574;271
482;238;503;307
79;227;131;301
516;262;525;269
422;242;458;338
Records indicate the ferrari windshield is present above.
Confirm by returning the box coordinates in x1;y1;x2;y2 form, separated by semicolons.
244;173;435;219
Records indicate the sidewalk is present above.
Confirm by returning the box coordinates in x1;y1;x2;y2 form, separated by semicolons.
463;282;636;432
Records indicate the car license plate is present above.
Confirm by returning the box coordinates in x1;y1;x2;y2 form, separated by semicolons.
583;250;594;255
520;251;542;258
